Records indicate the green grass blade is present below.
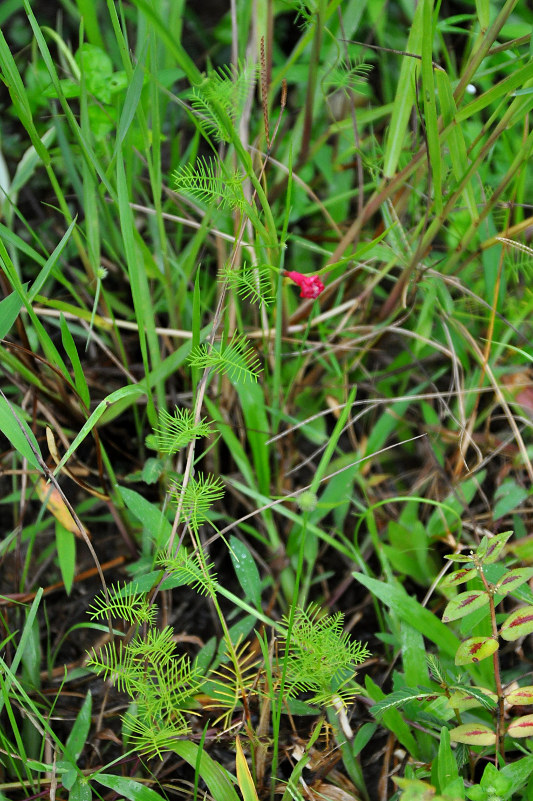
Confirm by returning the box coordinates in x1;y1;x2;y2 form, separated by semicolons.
421;0;442;213
169;741;240;801
382;1;424;178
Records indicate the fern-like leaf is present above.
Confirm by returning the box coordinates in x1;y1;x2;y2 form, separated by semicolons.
168;472;225;533
189;62;255;143
173;156;245;210
122;710;190;759
147;407;214;454
281;604;371;707
158;547;217;595
204;640;260;726
370;687;441;719
88;583;156;626
220;262;274;308
323;59;372;93
188;333;261;384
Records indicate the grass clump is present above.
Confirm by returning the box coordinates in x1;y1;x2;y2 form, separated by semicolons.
1;1;533;800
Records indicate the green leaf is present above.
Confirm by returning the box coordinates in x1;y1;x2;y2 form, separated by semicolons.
477;531;512;564
0;289;24;339
507;714;533;739
495;567;533;597
27;218;77;302
94;774;165;800
449;723;496;746
64;691;92;763
53;385;144;474
440;568;478;588
55;522;76;595
505;685;533;706
68;776;92;801
442;591;490;623
117;486;173;549
493;479;529;520
60;314;90;409
169;741;240;801
229;536;262;610
366;676;420;758
0;393;42;469
499;605;533;641
454;637;498;666
353;573;460;658
382;1;424;178
437;726;459;795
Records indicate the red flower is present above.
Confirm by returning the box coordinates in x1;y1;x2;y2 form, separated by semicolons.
283;271;325;299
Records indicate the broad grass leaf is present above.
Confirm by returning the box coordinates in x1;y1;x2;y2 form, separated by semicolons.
236;736;260;801
64;691;92;762
55;521;76;595
95;774;166;800
0;395;42;469
118;485;173;548
229;536;262;610
0;289;23;339
353;574;460;658
437;726;459;795
168;741;240;801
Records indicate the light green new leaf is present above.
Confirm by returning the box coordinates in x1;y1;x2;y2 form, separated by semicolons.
55;521;76;595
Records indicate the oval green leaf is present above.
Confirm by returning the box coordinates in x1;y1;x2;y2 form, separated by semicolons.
505;686;533;706
441;568;477;588
495;568;533;597
500;605;533;641
449;723;496;746
442;591;489;622
507;714;533;739
455;636;498;665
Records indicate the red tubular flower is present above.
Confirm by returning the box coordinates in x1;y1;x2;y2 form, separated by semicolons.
283;271;325;299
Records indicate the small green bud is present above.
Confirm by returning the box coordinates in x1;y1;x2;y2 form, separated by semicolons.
297;490;318;512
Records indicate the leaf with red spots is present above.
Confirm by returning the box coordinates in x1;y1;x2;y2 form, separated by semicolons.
442;591;489;622
455;636;498;665
507;714;533;738
449;723;496;746
495;568;533;597
505;686;533;706
441;568;477;588
500;605;533;641
477;531;512;564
